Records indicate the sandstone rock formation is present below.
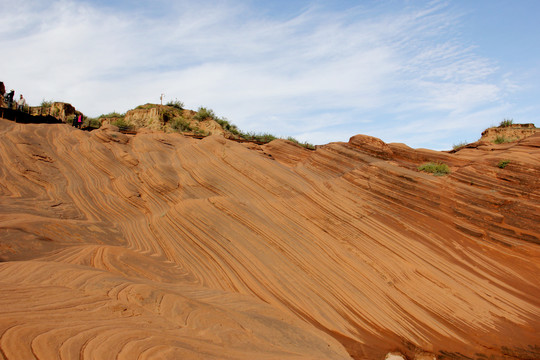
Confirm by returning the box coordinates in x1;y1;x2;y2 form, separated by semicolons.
29;102;78;122
105;104;230;137
480;123;538;143
0;117;539;360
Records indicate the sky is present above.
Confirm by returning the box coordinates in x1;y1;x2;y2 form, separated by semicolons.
2;0;539;149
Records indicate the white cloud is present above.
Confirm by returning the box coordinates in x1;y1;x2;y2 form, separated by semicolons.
1;0;535;147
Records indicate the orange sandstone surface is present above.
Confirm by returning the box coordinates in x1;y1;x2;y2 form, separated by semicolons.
0;118;539;359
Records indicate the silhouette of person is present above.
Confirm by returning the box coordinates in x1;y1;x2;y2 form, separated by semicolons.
0;82;5;107
5;90;14;109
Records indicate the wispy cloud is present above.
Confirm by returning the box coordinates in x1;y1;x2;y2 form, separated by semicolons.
1;0;532;148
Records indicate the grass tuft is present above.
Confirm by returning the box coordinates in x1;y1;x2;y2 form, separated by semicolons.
166;99;184;110
215;117;241;135
170;116;193;132
494;135;514;144
497;159;510;169
418;162;451;176
111;118;132;131
242;132;278;143
287;136;316;150
194;107;216;121
452;141;468;151
83;117;102;129
499;118;514;127
99;111;125;119
40;99;53;108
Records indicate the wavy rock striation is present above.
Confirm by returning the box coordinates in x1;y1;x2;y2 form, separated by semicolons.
0;119;539;359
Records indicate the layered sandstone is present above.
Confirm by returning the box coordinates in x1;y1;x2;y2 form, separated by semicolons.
119;104;228;136
29;102;78;122
0;118;539;360
480;123;538;143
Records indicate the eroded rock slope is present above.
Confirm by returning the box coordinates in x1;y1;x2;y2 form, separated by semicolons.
0;119;539;359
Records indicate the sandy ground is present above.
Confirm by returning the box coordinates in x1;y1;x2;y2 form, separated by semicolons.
0;119;539;359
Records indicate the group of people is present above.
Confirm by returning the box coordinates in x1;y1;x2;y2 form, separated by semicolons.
1;82;27;112
2;81;84;128
72;114;83;128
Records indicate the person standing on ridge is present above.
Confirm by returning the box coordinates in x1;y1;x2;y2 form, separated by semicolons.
17;94;27;112
0;82;5;107
5;90;14;109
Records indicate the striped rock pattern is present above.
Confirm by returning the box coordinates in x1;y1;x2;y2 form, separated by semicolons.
0;119;539;359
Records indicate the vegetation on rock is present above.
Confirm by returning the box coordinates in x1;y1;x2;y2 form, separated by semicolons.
499;118;514;127
166;99;184;110
418;162;451;176
286;136;316;150
494;135;514;144
111;118;133;131
194;107;216;121
99;111;125;119
40;99;53;108
498;159;511;169
170;116;193;132
452;141;468;151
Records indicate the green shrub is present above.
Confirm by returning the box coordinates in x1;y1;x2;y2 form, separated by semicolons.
418;162;451;176
99;111;125;119
497;159;511;169
194;128;209;136
170;117;193;132
135;104;158;110
499;118;513;127
240;132;278;143
166;99;184;110
257;133;278;143
160;108;177;123
81;116;101;129
41;99;53;108
494;135;513;144
452;141;468;150
111;118;132;131
214;117;241;135
194;107;216;121
287;136;315;150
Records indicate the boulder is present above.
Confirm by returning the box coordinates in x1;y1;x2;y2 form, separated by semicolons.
349;134;394;159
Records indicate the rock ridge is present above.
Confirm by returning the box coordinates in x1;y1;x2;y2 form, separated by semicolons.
0;118;538;360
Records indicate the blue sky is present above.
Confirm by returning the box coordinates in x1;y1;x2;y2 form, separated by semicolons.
2;0;539;149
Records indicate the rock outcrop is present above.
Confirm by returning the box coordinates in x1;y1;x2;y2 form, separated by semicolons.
109;104;230;136
124;105;163;130
30;102;79;122
480;123;538;143
0;118;539;360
